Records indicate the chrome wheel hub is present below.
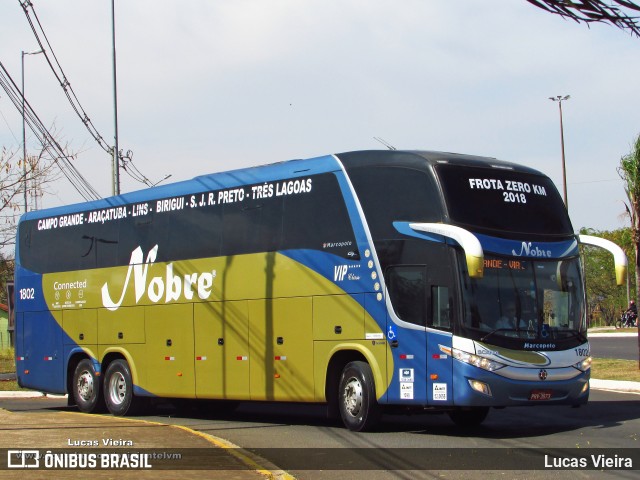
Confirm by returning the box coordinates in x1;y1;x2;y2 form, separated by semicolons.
77;371;94;401
343;376;363;417
108;372;127;406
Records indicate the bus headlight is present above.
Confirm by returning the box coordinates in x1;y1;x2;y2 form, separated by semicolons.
468;379;492;396
452;348;506;372
574;356;592;372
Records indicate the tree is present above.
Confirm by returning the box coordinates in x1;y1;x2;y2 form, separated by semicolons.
618;134;640;302
618;132;640;369
580;227;635;326
0;132;65;319
0;253;13;305
0;142;60;251
527;0;640;37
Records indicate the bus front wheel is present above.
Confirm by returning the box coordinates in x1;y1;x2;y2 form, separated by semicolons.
448;407;489;427
72;359;105;413
338;361;381;432
104;359;144;416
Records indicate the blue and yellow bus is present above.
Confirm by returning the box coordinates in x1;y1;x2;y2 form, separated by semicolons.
14;150;625;431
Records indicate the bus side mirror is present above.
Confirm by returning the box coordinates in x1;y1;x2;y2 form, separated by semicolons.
409;223;484;278
578;235;627;286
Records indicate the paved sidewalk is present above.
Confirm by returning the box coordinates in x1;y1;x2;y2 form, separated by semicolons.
0;405;292;479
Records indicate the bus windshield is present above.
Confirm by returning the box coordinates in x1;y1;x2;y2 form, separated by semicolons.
459;254;586;348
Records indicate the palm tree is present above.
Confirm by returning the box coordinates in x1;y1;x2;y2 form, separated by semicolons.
619;134;640;296
618;133;640;368
526;0;640;37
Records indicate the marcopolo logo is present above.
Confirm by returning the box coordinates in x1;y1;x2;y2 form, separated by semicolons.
101;245;217;311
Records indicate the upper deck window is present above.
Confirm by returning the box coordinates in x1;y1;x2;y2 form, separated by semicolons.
347;166;443;239
18;172;357;273
436;164;573;237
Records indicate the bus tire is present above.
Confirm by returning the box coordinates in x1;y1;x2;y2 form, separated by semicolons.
448;407;489;427
103;359;144;416
338;361;381;432
72;359;105;413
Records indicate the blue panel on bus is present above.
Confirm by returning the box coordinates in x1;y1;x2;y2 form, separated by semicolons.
21;311;64;393
475;234;579;259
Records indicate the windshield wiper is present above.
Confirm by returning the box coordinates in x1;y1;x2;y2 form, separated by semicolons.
554;329;588;343
480;328;517;342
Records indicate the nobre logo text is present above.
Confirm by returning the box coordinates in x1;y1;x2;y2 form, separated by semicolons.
512;241;552;258
101;245;217;311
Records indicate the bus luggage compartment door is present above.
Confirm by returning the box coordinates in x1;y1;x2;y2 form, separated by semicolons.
21;311;64;393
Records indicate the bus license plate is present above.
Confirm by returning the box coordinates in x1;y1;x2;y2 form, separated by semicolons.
529;390;553;401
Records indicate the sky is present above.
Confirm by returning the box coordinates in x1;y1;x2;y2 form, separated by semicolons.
1;0;639;233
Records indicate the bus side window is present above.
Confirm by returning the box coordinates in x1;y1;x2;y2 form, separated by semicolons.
387;266;426;326
431;286;451;330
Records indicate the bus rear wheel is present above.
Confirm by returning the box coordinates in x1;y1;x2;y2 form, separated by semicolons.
72;359;105;413
338;361;381;432
103;359;146;416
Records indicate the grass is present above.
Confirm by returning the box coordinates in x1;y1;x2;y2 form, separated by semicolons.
591;357;640;382
0;380;24;392
0;348;31;392
0;347;15;374
591;327;637;334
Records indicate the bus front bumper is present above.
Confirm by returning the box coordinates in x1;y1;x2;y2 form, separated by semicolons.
452;362;590;407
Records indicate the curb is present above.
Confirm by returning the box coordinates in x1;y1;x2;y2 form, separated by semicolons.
588;332;638;337
0;406;294;480
0;391;67;398
64;410;296;480
589;379;640;393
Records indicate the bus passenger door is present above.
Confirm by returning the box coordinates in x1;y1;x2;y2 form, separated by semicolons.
386;265;454;406
386;266;430;405
425;285;454;406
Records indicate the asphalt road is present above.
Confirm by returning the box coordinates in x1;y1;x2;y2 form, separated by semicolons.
589;334;639;360
1;388;639;480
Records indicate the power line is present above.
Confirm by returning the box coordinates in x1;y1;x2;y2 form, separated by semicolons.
18;0;157;189
570;178;621;185
0;60;101;201
19;0;112;156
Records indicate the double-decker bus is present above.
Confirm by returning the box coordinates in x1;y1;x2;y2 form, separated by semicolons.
14;150;625;431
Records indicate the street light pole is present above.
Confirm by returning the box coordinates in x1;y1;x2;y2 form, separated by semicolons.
111;0;120;196
549;95;571;210
21;49;43;214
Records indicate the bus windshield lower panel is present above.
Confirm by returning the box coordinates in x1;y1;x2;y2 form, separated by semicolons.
458;254;586;349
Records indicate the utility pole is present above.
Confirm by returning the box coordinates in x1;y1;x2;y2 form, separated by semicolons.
548;95;570;209
111;0;120;196
21;49;43;212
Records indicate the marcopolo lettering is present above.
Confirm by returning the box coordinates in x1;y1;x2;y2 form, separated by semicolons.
101;245;217;311
524;342;556;350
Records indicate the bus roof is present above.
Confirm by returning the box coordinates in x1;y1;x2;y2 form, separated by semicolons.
18;149;546;222
336;150;547;176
